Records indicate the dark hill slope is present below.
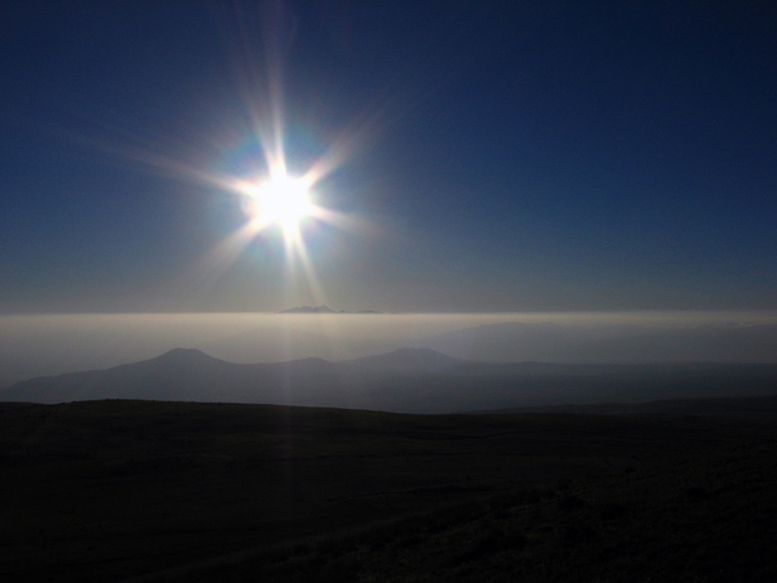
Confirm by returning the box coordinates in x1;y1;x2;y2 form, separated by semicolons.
193;438;777;583
1;399;774;583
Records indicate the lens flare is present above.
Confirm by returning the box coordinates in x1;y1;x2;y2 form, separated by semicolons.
60;3;389;312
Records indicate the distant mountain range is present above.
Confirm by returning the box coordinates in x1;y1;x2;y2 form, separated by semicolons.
3;318;775;389
3;347;777;414
277;305;382;314
347;347;461;373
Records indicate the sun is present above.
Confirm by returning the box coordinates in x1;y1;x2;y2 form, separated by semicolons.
238;173;315;234
255;174;313;230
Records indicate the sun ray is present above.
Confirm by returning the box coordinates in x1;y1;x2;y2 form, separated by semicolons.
287;224;328;307
44;1;412;312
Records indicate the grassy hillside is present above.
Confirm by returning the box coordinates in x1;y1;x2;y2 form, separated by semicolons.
1;400;774;582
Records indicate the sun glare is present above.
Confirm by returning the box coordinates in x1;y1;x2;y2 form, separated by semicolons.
239;173;315;234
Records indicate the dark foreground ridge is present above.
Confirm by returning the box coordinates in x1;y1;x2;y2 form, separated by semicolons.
1;399;776;582
166;440;777;583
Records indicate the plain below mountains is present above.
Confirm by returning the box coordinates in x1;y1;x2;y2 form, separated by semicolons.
409;321;777;364
3;347;777;414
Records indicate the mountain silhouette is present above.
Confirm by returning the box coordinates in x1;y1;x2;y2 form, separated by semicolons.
276;305;382;314
277;305;336;313
348;347;461;373
0;349;411;409
142;348;230;370
3;348;777;413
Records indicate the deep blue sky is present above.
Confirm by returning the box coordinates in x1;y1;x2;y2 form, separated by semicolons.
1;1;776;313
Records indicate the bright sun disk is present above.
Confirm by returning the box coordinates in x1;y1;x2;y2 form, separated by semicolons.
240;173;314;233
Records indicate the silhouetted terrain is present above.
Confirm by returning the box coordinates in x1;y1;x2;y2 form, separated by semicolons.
2;399;776;582
4;340;777;581
3;347;777;412
347;347;462;373
4;315;775;383
501;394;777;416
196;437;777;583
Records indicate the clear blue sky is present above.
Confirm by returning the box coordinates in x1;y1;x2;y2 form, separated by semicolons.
1;1;775;313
